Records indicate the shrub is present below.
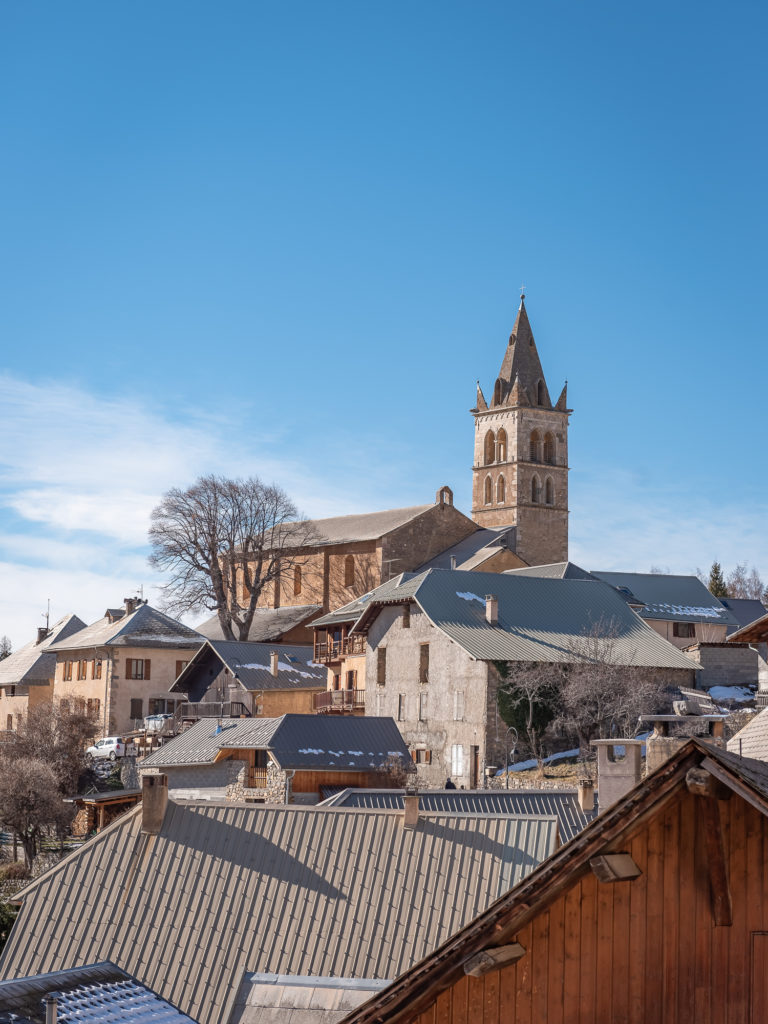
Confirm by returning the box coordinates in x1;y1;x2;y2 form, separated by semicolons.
0;862;30;881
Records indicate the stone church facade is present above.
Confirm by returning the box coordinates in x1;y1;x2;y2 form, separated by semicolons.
471;295;570;567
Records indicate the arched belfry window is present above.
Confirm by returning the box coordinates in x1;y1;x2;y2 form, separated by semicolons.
529;430;540;463
484;476;493;505
493;379;503;405
531;475;541;504
545;478;554;505
484;430;496;465
293;565;302;596
496;428;507;462
543;432;555;465
496;475;506;503
537;380;545;406
344;554;355;588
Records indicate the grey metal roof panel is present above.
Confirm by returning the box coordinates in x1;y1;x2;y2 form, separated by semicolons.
139;718;282;768
175;640;325;694
1;803;557;1024
0;615;87;686
312;573;419;628
505;561;598;581
46;604;204;652
265;715;411;770
0;962;197;1023
721;598;768;634
319;788;598;842
194;605;321;642
590;571;739;625
355;569;698;671
416;528;515;572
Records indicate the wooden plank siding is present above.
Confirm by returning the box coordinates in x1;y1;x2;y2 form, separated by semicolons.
411;787;768;1024
290;770;399;793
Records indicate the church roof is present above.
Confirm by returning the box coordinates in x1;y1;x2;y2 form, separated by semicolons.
287;504;434;547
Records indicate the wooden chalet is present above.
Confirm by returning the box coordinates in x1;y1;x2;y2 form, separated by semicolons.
342;739;768;1024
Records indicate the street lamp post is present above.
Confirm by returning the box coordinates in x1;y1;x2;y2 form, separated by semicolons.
504;727;518;790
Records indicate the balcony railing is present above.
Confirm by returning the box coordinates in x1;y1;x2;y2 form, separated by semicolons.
247;769;268;789
313;636;366;663
176;701;251;722
314;689;366;714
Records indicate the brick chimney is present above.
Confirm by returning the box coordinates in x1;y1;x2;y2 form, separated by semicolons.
124;597;137;615
485;595;499;626
141;774;168;834
270;651;279;677
591;740;643;811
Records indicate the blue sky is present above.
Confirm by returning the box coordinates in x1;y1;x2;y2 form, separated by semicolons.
1;1;766;646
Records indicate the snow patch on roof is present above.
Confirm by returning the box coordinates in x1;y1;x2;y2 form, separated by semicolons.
456;591;484;604
646;603;727;619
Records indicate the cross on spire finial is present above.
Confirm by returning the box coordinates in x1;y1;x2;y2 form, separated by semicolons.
520;283;526;300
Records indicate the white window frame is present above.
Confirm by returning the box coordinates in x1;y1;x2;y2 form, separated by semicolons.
451;744;464;777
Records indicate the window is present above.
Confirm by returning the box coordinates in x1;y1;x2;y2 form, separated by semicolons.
76;660;88;681
484;430;496;465
496;475;505;503
419;692;428;721
93;658;102;679
673;622;696;638
148;698;170;715
346;670;356;690
293;565;302;596
493;379;503;405
7;686;16;698
332;673;341;690
412;748;431;764
537;379;545;405
86;698;100;718
496;428;507;461
129;698;143;721
126;658;150;680
63;661;73;681
484;475;493;505
529;430;540;462
344;555;355;588
454;690;465;721
419;644;429;684
398;694;406;721
6;715;12;731
545;477;554;505
543;432;555;465
531;476;541;504
376;694;385;716
451;744;464;777
176;660;189;677
377;648;387;686
402;604;411;628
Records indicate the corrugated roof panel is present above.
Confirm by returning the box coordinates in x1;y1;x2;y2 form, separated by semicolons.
591;571;739;625
1;803;556;1024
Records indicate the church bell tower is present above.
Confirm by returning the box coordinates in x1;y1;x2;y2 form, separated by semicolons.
470;295;571;566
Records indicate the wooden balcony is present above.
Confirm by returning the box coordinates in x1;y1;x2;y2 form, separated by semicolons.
177;701;251;722
247;769;268;789
314;689;366;714
313;636;366;664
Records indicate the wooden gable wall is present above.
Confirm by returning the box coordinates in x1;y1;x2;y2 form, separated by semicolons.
411;787;768;1024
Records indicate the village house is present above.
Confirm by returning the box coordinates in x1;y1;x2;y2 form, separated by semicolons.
46;598;202;735
341;739;768;1024
327;567;697;787
0;614;85;732
0;773;559;1024
169;639;326;720
138;713;412;803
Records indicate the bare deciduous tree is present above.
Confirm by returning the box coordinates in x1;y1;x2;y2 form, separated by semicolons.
0;636;10;661
725;562;766;601
0;758;74;868
9;701;97;795
148;475;317;641
496;662;563;770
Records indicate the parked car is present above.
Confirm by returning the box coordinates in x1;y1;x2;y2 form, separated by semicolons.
86;737;126;761
144;713;174;733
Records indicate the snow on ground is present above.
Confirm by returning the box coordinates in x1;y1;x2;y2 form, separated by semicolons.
708;685;755;703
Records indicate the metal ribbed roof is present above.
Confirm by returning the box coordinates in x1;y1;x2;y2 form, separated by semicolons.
590;571;738;625
312;573;419;628
416;527;517;572
0;962;196;1023
46;604;203;652
350;569;698;671
1;803;557;1024
319;788;598;842
505;561;598;581
727;707;768;761
0;615;86;686
171;640;325;696
139;714;411;772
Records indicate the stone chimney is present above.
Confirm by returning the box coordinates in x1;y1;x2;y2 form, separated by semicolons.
450;556;457;570
577;778;595;813
485;595;499;626
141;773;168;834
270;651;279;677
43;994;59;1024
591;740;643;811
403;793;419;829
124;597;137;615
37;626;49;645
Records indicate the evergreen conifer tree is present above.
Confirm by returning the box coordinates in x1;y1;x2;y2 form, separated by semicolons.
708;561;728;598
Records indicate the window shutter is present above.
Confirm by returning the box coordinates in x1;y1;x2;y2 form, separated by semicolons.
176;660;183;677
125;658;132;679
144;659;151;680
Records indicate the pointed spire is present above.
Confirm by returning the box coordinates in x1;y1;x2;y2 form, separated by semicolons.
496;295;549;407
555;381;568;411
475;381;487;411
